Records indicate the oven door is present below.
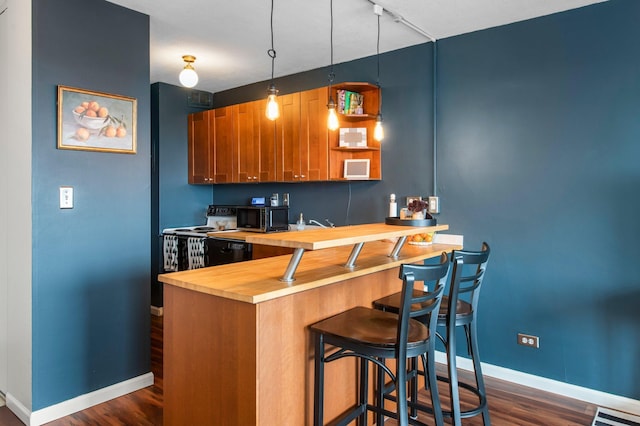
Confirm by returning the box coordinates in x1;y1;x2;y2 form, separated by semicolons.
205;238;252;266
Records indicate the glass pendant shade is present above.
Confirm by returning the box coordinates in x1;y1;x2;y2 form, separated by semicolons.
179;55;198;88
374;115;385;141
266;85;280;120
327;99;339;130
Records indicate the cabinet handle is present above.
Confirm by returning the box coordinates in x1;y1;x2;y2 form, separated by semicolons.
301;175;306;178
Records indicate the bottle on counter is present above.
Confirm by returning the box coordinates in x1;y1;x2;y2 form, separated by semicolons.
389;193;397;218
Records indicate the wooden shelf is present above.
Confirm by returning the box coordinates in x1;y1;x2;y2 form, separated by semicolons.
329;82;382;180
339;113;377;120
331;146;380;152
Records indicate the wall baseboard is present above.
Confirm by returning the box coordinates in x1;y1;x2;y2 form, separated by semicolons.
435;351;640;415
150;305;163;316
7;372;153;426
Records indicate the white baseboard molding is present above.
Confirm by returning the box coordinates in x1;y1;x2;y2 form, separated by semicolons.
150;305;163;316
435;351;640;415
7;372;154;426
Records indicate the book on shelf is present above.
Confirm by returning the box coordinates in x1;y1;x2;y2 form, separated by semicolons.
336;89;364;115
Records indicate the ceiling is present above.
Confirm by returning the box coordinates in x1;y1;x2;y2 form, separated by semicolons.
107;0;605;94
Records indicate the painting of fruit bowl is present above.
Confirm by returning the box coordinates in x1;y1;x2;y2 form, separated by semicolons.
72;109;111;130
57;85;137;154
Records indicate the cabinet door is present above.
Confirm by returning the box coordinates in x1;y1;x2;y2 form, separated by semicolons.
276;93;301;181
300;88;329;181
258;101;278;182
234;102;260;182
188;110;213;184
212;106;235;183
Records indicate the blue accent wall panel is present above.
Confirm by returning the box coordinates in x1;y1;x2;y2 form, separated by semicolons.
436;0;640;398
32;0;151;409
150;82;213;306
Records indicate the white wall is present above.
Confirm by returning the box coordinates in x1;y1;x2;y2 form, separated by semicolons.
0;0;8;402
3;0;33;416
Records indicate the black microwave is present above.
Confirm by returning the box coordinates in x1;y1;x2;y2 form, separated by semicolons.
236;206;289;233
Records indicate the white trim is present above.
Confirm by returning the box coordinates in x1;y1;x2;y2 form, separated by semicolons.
8;372;153;426
434;351;640;416
150;305;163;316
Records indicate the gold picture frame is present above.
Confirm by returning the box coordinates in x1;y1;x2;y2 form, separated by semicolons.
57;85;137;154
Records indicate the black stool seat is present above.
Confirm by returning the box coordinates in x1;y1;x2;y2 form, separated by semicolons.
309;253;455;426
373;242;492;426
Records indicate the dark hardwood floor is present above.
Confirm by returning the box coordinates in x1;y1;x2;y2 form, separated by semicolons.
0;314;598;425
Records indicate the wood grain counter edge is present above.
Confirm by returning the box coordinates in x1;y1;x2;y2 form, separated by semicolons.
158;241;462;304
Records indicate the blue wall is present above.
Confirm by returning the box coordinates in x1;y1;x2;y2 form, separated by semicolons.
32;0;151;409
152;0;639;399
436;0;640;398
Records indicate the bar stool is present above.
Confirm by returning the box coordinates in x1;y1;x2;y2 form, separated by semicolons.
309;253;453;426
373;242;491;426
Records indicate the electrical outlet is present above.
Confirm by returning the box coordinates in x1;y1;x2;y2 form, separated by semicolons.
517;333;539;348
428;196;440;214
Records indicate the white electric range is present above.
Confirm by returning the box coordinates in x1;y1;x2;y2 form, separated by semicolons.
162;205;251;271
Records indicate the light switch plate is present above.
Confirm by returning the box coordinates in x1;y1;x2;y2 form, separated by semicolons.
60;186;73;209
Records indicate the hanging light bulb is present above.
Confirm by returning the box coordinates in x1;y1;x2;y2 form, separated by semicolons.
373;5;385;141
179;55;198;88
266;84;280;120
374;114;385;141
327;98;339;130
327;0;338;130
265;0;280;120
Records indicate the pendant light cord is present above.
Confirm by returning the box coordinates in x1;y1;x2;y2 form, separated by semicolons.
328;0;335;85
376;12;382;115
268;0;276;82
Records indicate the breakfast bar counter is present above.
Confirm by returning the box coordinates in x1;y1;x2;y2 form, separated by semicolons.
159;223;461;425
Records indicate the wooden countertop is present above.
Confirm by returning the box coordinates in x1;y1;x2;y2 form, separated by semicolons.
158;240;461;304
244;223;447;249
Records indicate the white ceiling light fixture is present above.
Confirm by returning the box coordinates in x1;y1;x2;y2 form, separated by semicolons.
265;0;280;121
326;0;339;131
179;55;198;88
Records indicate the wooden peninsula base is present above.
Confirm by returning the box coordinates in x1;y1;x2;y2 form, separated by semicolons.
160;225;461;425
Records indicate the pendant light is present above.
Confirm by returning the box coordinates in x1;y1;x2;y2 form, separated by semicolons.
326;0;339;131
265;0;280;120
373;5;384;141
179;55;198;88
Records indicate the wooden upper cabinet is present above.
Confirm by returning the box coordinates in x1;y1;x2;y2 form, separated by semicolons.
212;106;234;183
258;102;278;182
276;93;301;181
300;87;329;181
188;83;378;184
234;102;259;183
188;110;214;184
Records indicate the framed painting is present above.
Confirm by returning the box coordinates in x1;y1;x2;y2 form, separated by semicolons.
57;85;137;154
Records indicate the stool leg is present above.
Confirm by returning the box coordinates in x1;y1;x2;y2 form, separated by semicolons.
376;358;385;426
358;358;369;426
396;355;408;426
447;325;462;426
426;349;445;426
314;333;324;426
409;357;418;419
467;322;491;425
